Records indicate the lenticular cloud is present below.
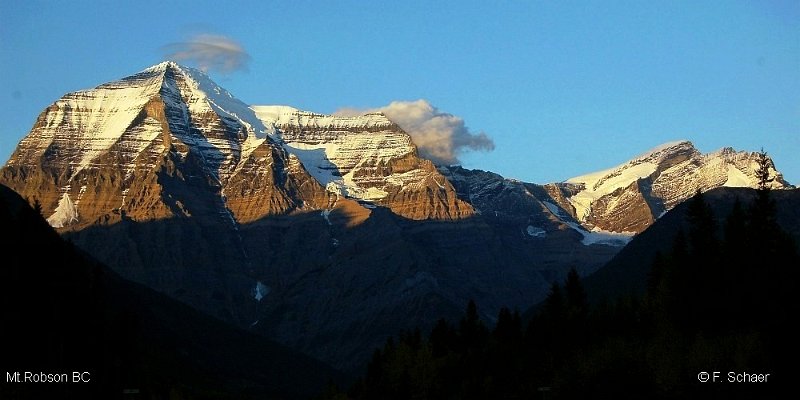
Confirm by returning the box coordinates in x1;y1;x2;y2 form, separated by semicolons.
163;34;251;74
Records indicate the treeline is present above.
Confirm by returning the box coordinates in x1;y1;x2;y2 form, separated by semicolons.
322;168;797;398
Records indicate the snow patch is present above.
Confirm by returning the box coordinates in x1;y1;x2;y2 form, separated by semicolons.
526;225;546;238
543;201;565;218
723;164;751;187
253;281;270;302
284;141;343;188
321;209;332;225
579;228;635;246
47;192;79;228
562;219;633;246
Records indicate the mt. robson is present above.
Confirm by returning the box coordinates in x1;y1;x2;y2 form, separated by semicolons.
0;62;789;370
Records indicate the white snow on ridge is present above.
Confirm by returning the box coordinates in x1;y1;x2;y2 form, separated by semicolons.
25;62;273;182
250;105;300;129
567;162;658;220
252;105;393;130
154;62;269;138
630;140;691;160
57;76;163;176
564;141;702;222
157;62;273;170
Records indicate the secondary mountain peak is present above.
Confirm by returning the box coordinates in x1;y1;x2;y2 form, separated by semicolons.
563;141;790;232
250;104;471;217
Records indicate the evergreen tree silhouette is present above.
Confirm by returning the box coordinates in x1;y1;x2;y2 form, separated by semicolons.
429;318;455;358
686;190;723;330
564;268;589;316
755;148;774;191
33;198;43;216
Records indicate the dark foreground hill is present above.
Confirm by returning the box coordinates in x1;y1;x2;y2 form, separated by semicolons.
584;187;800;303
323;187;797;399
0;184;346;399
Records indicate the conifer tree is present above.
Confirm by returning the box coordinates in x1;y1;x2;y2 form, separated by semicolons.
564;268;588;316
755;148;774;191
429;318;454;358
33;198;43;216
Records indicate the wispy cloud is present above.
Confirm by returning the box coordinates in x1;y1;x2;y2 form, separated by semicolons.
336;100;494;165
162;34;250;73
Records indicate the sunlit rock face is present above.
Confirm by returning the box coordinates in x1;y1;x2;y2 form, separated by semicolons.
252;105;473;221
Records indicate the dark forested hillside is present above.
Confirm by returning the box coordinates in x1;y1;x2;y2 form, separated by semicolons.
584;187;800;303
323;186;797;399
0;184;346;399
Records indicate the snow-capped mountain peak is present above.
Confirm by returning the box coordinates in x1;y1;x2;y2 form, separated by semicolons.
160;62;268;138
2;62;471;229
566;141;697;220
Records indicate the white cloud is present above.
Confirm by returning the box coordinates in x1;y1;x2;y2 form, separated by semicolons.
336;100;494;165
163;34;250;73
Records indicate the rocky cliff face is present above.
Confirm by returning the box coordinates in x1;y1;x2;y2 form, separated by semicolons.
439;166;636;247
437;140;790;239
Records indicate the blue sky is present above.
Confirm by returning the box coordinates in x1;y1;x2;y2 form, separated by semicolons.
1;0;798;183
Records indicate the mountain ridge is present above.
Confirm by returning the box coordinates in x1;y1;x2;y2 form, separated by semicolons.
560;140;789;232
1;61;792;371
2;62;789;233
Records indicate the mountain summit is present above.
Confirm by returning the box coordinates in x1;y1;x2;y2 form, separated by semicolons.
1;62;470;230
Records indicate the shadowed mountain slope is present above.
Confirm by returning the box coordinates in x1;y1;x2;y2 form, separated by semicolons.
0;184;346;399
